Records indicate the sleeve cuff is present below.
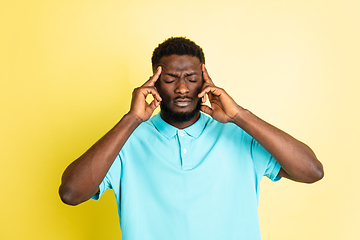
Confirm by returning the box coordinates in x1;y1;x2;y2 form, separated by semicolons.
91;181;106;201
270;162;282;182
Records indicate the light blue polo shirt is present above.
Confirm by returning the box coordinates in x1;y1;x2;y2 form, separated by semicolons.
92;112;281;240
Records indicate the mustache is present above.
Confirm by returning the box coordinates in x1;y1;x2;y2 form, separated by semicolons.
173;96;193;101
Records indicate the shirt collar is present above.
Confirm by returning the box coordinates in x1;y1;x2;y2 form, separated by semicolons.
151;112;207;139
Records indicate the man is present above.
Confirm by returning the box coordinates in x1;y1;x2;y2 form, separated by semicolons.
59;37;324;239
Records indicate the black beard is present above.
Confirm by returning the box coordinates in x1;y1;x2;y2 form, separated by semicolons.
160;99;202;123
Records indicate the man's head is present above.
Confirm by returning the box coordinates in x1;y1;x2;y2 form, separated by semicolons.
152;37;205;72
152;37;205;128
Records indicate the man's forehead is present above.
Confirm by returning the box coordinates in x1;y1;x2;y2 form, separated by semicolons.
159;55;201;71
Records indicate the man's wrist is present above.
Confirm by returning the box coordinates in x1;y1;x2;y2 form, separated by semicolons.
119;112;144;132
231;107;250;127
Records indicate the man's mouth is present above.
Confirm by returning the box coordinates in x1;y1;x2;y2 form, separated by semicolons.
173;97;192;107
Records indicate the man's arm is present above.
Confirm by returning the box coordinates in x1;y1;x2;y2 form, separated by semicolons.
59;67;163;206
198;65;323;183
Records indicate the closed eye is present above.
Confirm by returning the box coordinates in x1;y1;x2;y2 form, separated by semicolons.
163;78;175;83
186;72;198;82
188;78;198;83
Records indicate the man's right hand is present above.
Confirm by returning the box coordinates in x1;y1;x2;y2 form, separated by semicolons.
59;67;163;206
129;66;162;122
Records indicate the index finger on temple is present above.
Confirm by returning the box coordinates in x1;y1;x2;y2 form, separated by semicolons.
143;66;162;87
202;64;214;86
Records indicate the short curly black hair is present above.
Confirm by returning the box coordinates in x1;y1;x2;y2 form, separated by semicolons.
151;37;205;70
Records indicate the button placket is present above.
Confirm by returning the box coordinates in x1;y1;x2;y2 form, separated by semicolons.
177;130;192;170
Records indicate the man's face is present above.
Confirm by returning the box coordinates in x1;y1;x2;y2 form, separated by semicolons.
155;54;204;126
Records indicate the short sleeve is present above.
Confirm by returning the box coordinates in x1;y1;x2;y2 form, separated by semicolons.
250;138;282;182
91;154;122;200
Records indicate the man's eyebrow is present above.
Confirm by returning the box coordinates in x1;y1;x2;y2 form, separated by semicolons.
185;72;197;76
165;73;180;77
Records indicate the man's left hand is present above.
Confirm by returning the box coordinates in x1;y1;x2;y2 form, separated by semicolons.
198;65;242;123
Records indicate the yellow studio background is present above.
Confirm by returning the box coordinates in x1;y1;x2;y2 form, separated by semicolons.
1;0;359;239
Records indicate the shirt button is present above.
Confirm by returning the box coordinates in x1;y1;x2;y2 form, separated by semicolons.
183;149;187;154
180;132;184;137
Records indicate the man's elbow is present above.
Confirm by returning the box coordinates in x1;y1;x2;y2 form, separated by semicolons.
305;161;324;183
59;185;83;206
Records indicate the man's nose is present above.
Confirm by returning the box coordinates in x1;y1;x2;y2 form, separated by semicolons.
175;79;190;94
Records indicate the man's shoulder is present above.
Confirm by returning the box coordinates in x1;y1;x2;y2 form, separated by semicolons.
134;116;157;133
201;113;241;131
